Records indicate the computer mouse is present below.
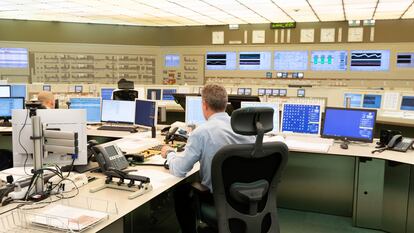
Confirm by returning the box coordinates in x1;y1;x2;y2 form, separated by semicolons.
340;143;348;150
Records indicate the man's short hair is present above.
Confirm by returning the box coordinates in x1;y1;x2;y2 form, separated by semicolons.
37;91;54;103
201;84;228;112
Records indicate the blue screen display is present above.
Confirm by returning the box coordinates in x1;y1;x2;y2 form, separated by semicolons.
135;100;157;127
147;89;161;100
101;88;115;100
344;93;362;107
162;89;177;101
69;98;101;123
185;96;206;125
282;104;321;135
165;54;180;67
0;97;24;118
363;94;382;108
10;84;26;98
322;108;376;141
401;96;414;111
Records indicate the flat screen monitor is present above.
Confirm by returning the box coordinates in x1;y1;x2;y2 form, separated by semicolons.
75;85;83;93
344;93;363;107
244;88;252;96
397;53;414;68
0;85;11;97
279;89;287;97
101;88;115;100
237;88;245;95
165;54;180;67
0;48;28;68
274;51;308;71
135;99;157;127
311;50;347;71
185;96;206;125
147;89;161;100
69;97;101;124
43;85;51;91
350;50;390;71
362;94;382;109
101;100;135;124
206;52;237;70
281;103;322;135
272;89;279;96
239;52;272;70
241;102;279;133
0;97;24;119
322;107;377;142
265;89;272;96
401;96;414;111
297;89;305;97
258;88;265;96
162;89;177;101
10;84;26;98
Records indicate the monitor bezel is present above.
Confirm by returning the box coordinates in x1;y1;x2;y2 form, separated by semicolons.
134;99;158;128
280;103;322;136
321;107;377;143
0;97;25;119
100;99;135;124
146;88;162;100
69;97;102;124
0;85;11;97
400;95;414;111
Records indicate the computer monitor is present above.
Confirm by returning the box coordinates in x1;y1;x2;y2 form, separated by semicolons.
258;88;265;96
10;84;26;98
237;88;245;95
344;93;362;107
281;103;322;135
101;88;115;100
272;89;279;96
147;89;161;100
401;96;414;111
265;89;272;96
244;88;252;96
69;97;101;124
75;85;83;93
101;100;135;124
185;96;206;125
162;89;177;101
241;102;279;133
362;94;382;109
321;107;377;143
0;97;25;120
0;85;11;97
279;89;287;97
43;85;51;91
135;99;158;127
297;89;305;97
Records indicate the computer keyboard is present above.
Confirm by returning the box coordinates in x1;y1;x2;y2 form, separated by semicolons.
148;144;164;151
97;125;137;133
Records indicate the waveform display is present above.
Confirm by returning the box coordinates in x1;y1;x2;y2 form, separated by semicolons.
351;53;381;67
350;50;390;71
397;53;414;68
239;52;271;70
206;52;237;70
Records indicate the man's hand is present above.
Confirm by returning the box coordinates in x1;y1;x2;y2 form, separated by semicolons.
161;145;174;159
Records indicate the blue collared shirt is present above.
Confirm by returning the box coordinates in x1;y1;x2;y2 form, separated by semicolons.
166;112;255;191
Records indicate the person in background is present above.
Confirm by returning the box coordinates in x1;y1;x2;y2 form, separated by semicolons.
37;91;55;109
161;84;255;233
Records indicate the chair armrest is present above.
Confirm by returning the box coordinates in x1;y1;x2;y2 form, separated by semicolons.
191;182;210;194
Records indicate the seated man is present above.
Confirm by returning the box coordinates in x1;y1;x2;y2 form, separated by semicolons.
161;84;255;233
37;91;55;109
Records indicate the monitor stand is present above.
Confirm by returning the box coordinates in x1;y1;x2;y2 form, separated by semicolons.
0;119;11;127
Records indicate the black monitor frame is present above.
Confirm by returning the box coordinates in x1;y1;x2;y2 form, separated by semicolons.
100;100;135;125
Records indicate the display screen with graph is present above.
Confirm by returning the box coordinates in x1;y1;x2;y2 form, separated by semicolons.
205;52;237;70
311;50;347;71
350;50;390;71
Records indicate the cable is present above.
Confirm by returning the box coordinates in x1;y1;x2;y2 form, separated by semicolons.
18;109;30;175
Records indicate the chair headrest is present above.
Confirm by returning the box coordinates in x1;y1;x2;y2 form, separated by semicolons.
231;107;274;136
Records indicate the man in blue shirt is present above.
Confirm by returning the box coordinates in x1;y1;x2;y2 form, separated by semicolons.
161;84;255;233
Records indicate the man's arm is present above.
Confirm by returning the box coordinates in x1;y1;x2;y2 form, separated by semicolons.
162;134;202;177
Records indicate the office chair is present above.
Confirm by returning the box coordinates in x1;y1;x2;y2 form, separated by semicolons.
112;89;138;101
194;107;289;233
0;149;13;171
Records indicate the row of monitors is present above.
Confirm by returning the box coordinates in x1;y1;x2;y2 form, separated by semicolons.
0;84;27;98
101;88;177;101
41;84;83;93
185;96;376;142
237;88;305;97
204;50;396;71
344;93;414;111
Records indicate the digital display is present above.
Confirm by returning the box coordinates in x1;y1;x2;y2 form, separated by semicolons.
165;54;180;67
274;51;308;71
241;102;279;133
162;89;177;101
0;97;24;118
244;88;252;96
397;53;414;68
350;50;390;71
135;99;157;127
401;96;414;111
10;84;26;98
272;89;279;96
311;50;347;71
43;85;51;91
322;108;376;142
258;88;265;96
344;93;362;107
281;104;321;135
265;89;272;95
279;89;287;96
206;52;237;70
75;85;83;93
363;94;382;109
101;100;135;123
297;89;305;97
239;52;271;70
237;88;245;95
69;98;101;123
0;48;28;68
185;96;206;125
147;89;161;100
101;88;115;100
0;85;11;97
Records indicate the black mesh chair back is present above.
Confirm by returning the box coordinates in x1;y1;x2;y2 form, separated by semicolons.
112;89;138;101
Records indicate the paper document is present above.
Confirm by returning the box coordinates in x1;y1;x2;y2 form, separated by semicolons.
129;169;175;189
31;204;108;231
383;92;400;110
145;154;166;165
116;138;159;153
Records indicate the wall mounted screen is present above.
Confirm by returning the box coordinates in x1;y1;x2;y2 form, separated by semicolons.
164;54;180;67
350;50;390;71
311;50;347;71
0;48;28;68
206;52;237;70
362;94;382;109
397;53;414;68
239;52;271;70
274;51;308;71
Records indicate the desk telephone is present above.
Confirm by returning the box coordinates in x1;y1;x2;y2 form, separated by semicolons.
373;129;414;153
92;144;129;171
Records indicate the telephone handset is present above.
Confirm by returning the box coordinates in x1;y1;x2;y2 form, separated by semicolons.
387;135;414;152
164;127;188;144
92;144;129;171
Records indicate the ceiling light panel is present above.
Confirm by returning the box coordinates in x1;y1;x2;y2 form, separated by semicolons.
273;0;319;22
344;0;377;20
237;0;293;22
308;0;344;21
374;0;412;19
402;2;414;19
